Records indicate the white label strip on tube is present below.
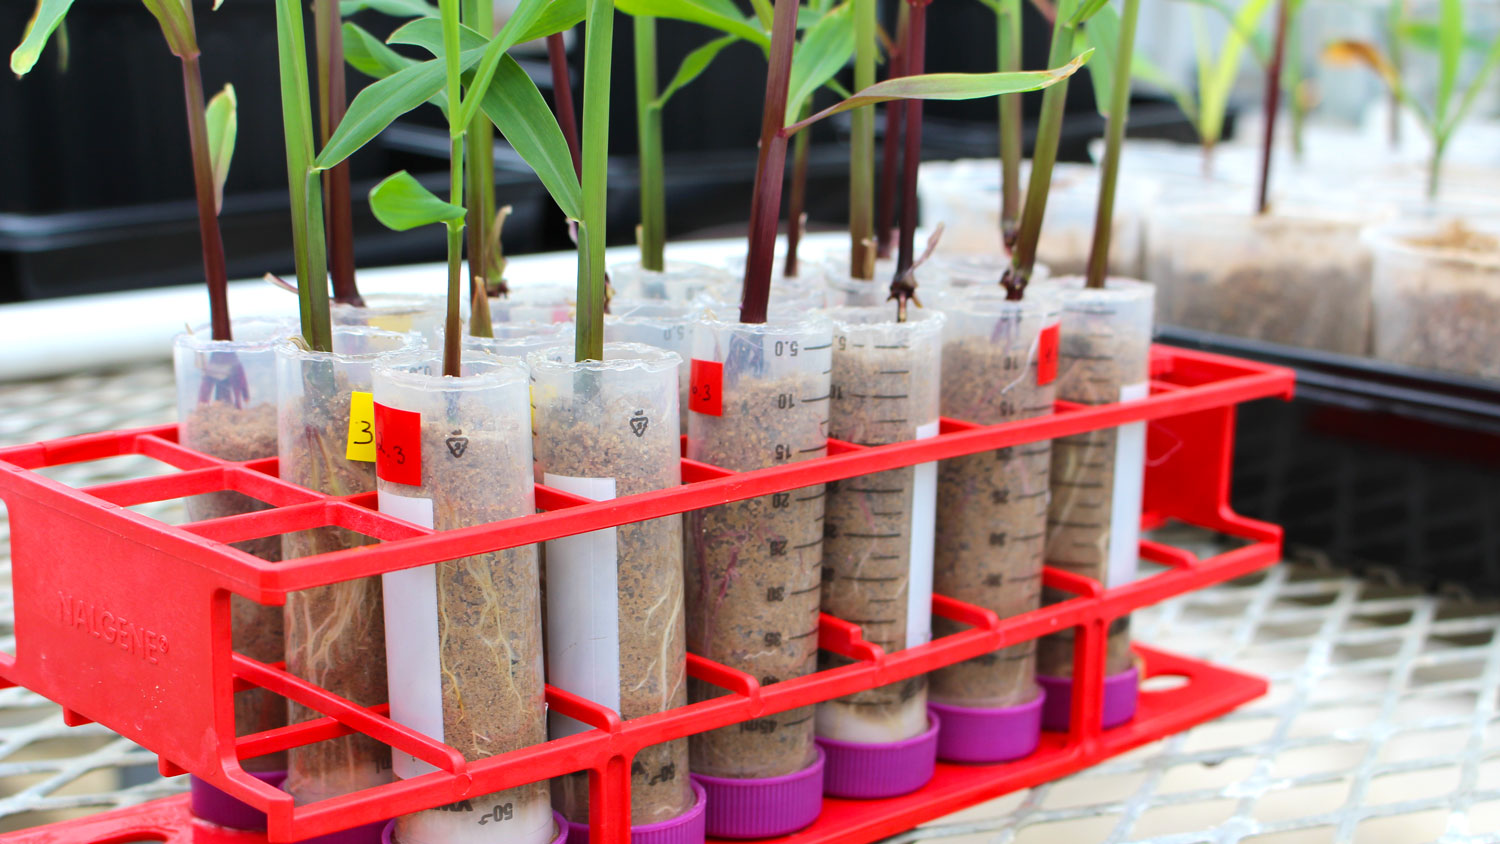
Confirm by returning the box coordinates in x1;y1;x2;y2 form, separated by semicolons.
543;474;621;739
905;421;941;650
376;489;443;780
1106;382;1150;591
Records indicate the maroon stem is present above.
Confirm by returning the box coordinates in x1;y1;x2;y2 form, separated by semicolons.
784;130;809;279
181;54;232;341
895;1;927;280
740;0;801;325
549;32;583;179
316;0;361;306
875;23;907;260
1256;0;1289;215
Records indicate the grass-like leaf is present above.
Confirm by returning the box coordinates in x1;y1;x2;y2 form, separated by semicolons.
206;83;238;215
11;0;75;76
369;170;466;230
785;1;854;122
389;16;487;53
520;0;587;41
783;51;1091;135
477;54;583;219
1435;0;1460;127
141;0;198;58
655;34;739;108
616;0;769;47
340;0;440;14
344;21;419;77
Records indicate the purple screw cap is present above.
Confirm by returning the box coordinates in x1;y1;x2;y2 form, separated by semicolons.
189;770;286;830
691;746;825;839
815;712;940;799
562;779;707;844
928;689;1045;764
1037;667;1140;732
382;811;568;844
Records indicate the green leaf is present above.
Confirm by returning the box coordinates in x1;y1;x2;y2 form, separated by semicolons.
1397;20;1490;54
1068;0;1112;28
206;83;238;215
615;0;769;47
785;51;1092;134
11;0;75;76
519;0;587;42
1174;0;1270;65
1442;33;1500;138
141;0;199;58
389;16;488;53
477;54;583;219
369;170;467;230
452;0;555;130
1435;0;1461;126
748;0;775;30
786;2;854;122
317;44;485;169
654;34;738;108
1080;3;1119;117
344;21;419;78
1198;0;1273;146
340;0;440;16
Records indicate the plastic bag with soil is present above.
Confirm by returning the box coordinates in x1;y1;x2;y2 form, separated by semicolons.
605;300;698;432
275;326;415;803
816;306;944;744
1037;278;1154;678
529;343;693;827
1368;219;1500;380
174;318;290;769
685;312;833;780
374;350;553;844
927;289;1061;709
1145;204;1380;355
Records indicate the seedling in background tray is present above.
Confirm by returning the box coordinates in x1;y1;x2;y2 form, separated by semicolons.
13;0;238;345
1323;0;1500;199
322;0;584;369
1074;0;1141;287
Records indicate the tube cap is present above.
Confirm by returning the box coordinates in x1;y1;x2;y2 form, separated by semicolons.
1037;667;1140;731
381;811;568;844
815;713;940;799
562;779;707;844
189;770;286;830
928;689;1045;764
691;747;825;839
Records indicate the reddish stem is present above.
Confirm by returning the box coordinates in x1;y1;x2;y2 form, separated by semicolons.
875;16;908;261
549;32;583;179
784;129;809;279
1256;0;1289;216
891;0;927;319
181;55;232;341
740;0;801;325
316;0;361;306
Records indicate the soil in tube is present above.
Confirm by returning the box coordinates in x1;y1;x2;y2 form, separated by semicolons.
1039;282;1153;678
928;294;1058;708
182;387;285;770
817;311;942;742
531;357;692;825
686;324;832;779
388;398;550;844
279;349;393;801
1148;212;1372;355
1372;221;1500;379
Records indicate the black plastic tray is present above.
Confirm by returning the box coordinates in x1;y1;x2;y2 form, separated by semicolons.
1160;326;1500;596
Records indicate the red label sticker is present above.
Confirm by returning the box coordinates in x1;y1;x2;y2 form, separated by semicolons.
689;359;724;416
1037;323;1060;386
374;402;422;486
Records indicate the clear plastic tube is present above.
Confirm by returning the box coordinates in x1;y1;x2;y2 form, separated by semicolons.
1366;218;1500;380
174;318;290;771
816;307;944;743
927;289;1060;708
821;256;895;308
604;299;697;432
1036;278;1154;678
488;283;576;325
927;255;1050;291
1145;203;1380;355
332;294;448;347
373;350;552;844
610;260;734;303
529;343;693;826
685;312;833;779
275;326;416;804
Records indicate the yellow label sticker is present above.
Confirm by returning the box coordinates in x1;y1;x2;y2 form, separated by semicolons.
347;391;376;462
369;313;414;334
